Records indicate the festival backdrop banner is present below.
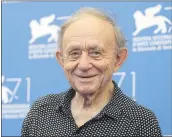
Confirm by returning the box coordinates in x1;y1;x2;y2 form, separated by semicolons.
2;2;172;136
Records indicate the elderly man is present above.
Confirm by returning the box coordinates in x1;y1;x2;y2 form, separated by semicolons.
22;7;162;136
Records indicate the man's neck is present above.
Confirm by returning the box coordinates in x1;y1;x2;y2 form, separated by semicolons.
71;81;114;111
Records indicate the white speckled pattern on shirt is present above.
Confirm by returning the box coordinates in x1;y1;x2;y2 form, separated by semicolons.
21;81;162;136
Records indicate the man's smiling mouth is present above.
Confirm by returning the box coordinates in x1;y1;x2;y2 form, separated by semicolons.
76;74;97;78
74;74;98;82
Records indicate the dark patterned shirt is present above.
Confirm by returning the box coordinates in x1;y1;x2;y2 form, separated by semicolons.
21;81;162;136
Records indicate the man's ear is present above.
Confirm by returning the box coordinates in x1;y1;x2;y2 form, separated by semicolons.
56;51;64;68
114;48;128;72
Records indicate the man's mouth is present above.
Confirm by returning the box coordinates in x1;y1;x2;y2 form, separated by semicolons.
74;74;99;83
76;75;97;78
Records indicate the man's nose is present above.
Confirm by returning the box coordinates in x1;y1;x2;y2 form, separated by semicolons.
77;52;92;71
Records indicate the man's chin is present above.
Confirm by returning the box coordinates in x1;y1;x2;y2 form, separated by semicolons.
75;85;96;95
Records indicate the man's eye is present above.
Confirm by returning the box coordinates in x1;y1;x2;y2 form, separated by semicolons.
69;51;81;58
90;51;101;57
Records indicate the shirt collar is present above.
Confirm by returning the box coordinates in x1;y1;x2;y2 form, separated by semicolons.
99;81;123;119
56;87;75;118
56;81;124;120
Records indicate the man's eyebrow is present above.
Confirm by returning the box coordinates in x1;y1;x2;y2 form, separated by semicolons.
66;44;81;52
87;44;104;50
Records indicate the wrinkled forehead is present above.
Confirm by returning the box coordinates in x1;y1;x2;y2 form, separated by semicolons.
62;15;115;50
63;38;105;51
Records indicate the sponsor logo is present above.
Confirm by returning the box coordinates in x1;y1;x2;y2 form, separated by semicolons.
28;14;70;59
2;75;31;119
132;5;172;52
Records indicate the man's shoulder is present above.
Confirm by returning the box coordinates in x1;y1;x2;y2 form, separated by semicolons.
30;91;66;110
119;94;162;136
121;94;157;122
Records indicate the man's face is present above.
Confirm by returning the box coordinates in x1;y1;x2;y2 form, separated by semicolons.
58;15;121;96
